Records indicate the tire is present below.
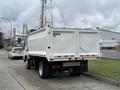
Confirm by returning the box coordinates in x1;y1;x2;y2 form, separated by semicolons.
38;61;51;79
69;67;81;76
80;60;88;72
35;60;39;70
69;72;81;76
25;58;31;69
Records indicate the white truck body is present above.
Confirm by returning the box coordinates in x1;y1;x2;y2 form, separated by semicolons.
26;27;101;61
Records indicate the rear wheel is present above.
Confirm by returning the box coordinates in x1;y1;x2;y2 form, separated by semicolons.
69;66;81;76
34;60;39;70
80;60;88;72
38;61;51;79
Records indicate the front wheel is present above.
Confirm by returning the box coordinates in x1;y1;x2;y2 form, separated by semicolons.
25;59;31;69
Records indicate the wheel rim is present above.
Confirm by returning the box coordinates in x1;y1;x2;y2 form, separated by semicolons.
39;62;43;76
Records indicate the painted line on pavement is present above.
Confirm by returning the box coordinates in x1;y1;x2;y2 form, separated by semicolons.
1;64;26;90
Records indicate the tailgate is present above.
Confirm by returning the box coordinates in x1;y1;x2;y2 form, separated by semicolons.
52;31;75;57
51;29;100;60
79;31;100;58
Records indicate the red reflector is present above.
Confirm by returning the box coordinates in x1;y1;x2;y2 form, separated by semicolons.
52;65;60;69
81;64;84;67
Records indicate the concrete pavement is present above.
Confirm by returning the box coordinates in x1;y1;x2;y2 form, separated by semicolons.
0;50;120;90
0;64;23;90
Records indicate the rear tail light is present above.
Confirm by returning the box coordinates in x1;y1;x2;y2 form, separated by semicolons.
52;65;60;69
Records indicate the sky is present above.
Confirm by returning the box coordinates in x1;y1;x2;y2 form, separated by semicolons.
0;0;120;38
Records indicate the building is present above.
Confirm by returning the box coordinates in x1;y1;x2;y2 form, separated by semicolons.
99;29;120;41
11;34;26;47
4;39;10;50
98;29;120;59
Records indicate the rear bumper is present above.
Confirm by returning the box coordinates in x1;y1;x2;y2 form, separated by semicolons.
12;56;23;58
49;53;101;61
12;53;23;57
49;59;88;72
49;56;99;62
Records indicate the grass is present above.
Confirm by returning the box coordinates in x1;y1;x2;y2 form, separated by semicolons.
88;58;120;81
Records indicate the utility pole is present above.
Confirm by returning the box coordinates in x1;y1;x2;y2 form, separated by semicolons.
13;28;16;46
40;0;53;28
23;23;28;49
23;23;28;34
49;0;53;27
40;0;46;28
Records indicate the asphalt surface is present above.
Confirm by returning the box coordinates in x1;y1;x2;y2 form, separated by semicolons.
0;50;120;90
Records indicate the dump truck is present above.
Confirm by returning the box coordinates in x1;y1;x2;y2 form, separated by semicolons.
23;26;101;78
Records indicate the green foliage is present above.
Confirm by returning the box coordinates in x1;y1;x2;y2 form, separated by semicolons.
88;59;120;81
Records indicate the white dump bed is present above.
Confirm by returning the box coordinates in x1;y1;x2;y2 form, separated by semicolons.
27;27;101;61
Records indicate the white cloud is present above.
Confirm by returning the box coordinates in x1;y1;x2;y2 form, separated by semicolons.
1;0;120;37
54;0;120;30
14;0;41;32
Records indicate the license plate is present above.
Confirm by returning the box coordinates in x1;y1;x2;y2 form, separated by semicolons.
63;62;80;67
